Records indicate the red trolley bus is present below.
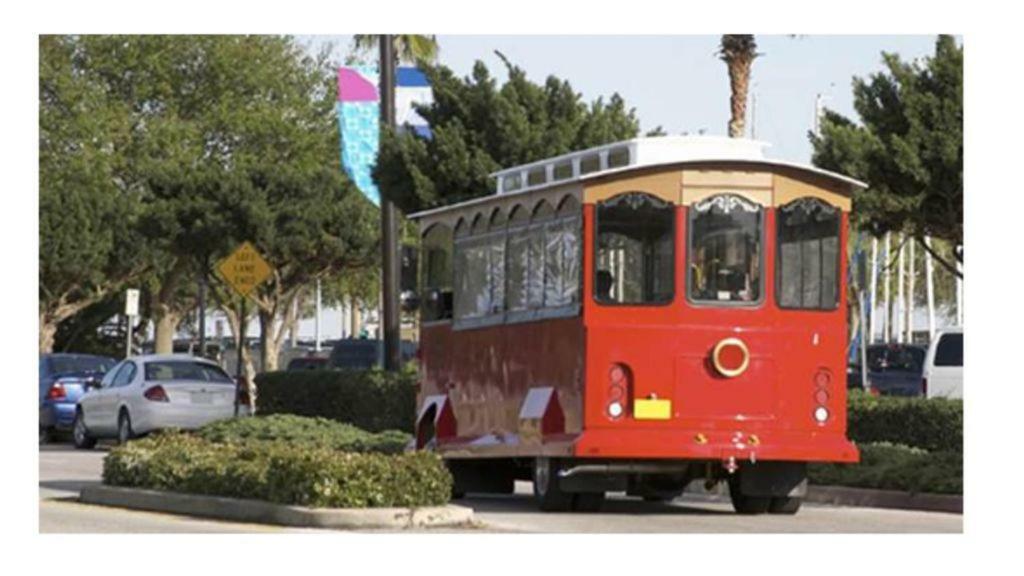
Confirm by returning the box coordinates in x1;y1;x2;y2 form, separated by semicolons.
410;136;863;514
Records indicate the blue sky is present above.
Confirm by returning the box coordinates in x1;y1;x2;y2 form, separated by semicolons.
305;35;941;164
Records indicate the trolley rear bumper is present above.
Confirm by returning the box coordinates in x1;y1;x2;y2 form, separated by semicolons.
573;428;860;463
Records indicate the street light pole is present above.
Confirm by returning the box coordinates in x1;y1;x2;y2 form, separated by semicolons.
379;35;402;371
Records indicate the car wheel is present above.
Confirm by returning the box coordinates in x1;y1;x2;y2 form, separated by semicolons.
768;496;803;515
117;410;134;445
728;475;771;515
533;457;573;512
72;411;96;450
39;425;52;445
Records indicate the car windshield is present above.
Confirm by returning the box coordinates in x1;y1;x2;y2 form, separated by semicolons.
866;346;925;373
48;355;115;376
144;361;233;383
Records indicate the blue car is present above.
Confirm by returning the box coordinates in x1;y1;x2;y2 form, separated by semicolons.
39;353;116;443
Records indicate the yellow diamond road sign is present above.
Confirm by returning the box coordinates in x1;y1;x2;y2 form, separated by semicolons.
217;242;273;297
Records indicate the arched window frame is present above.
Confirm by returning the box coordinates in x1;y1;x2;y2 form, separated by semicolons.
594;191;677;306
685;193;765;307
420;222;454;323
774;196;841;311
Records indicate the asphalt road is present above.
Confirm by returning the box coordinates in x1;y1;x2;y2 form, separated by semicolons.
39;443;962;533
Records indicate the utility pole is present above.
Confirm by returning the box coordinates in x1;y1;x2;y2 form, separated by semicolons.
198;262;207;358
314;278;322;353
907;239;916;343
925;237;936;341
882;232;891;342
869;236;878;344
379;35;402;371
897;234;905;344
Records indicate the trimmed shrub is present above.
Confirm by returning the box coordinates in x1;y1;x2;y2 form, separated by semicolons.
196;414;410;454
809;442;962;495
847;390;962;453
255;369;416;433
103;432;451;508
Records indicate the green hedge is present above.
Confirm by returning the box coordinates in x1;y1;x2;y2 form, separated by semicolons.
254;369;416;434
847;390;962;453
809;442;962;495
196;414;411;454
103;431;451;508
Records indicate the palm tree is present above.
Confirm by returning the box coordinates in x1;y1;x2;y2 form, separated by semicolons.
351;35;439;65
718;35;760;138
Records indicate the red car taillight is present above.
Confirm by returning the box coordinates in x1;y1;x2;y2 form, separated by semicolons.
46;383;66;400
144;385;169;402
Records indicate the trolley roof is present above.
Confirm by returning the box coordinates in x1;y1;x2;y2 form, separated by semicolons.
408;136;867;221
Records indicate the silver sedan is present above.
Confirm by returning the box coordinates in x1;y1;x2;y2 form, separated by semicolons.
72;354;249;448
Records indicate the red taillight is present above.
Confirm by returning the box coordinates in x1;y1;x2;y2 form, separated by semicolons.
144;385;169;402
46;383;66;400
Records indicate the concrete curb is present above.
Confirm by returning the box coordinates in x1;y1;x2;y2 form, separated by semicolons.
806;485;962;514
79;485;475;529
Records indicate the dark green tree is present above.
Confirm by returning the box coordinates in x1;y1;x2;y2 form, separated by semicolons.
374;56;641;214
39;35;151;353
811;35;962;277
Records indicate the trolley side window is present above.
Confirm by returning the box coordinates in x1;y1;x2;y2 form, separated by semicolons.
453;195;582;327
595;192;675;305
454;214;501;321
777;197;840;310
687;194;762;305
421;223;454;322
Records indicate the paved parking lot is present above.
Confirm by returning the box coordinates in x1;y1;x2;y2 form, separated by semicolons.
39;444;961;533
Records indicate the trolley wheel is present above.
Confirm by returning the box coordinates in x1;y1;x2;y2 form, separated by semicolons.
768;496;803;515
533;457;573;512
728;475;771;515
573;492;606;513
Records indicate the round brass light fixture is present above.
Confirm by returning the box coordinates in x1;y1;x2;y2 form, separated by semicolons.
712;337;750;378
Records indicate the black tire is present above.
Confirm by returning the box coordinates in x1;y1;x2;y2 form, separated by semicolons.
39;425;52;445
769;496;803;515
533;457;573;512
728;475;771;515
117;410;134;445
573;492;606;512
72;411;96;450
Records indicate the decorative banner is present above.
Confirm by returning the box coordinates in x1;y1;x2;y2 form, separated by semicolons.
337;66;433;205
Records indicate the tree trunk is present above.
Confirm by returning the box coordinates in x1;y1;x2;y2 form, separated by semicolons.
351;299;362;338
39;313;58;354
39;293;106;353
259;308;279;372
727;59;753;138
153;309;181;354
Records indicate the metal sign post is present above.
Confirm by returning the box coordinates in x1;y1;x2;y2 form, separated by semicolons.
379;34;402;372
124;288;139;359
215;242;273;417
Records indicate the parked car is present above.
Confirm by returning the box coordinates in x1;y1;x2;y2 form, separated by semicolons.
867;343;926;397
39;353;116;443
924;328;963;398
328;338;417;370
73;354;249;448
286;355;330;371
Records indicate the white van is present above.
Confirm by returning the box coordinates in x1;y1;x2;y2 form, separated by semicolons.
923;328;963;399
